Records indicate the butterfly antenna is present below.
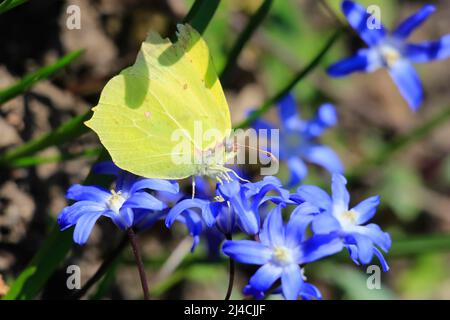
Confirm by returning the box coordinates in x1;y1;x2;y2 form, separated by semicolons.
235;142;279;165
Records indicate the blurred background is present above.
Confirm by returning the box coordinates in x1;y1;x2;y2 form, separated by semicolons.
1;0;450;299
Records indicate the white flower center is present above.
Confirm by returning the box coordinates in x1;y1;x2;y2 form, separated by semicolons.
336;209;358;228
272;246;293;266
380;45;402;68
107;190;126;213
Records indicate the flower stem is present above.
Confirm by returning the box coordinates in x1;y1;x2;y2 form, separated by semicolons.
224;233;235;300
127;228;150;300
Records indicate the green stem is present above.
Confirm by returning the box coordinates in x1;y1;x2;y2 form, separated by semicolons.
220;0;273;84
234;28;343;129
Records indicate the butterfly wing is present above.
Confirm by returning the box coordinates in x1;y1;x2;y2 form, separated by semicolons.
85;24;231;179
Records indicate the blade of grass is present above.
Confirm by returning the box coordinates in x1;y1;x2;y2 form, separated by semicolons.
0;50;84;105
2;149;110;300
0;0;27;14
4;147;101;168
349;104;450;180
220;0;273;84
183;0;220;35
0;111;92;166
388;233;450;258
234;28;343;129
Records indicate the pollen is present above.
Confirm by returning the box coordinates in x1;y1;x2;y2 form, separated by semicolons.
272;246;293;265
214;195;225;202
380;46;401;67
107;190;126;213
341;210;357;225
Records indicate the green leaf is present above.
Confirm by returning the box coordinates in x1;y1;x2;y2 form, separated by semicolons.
0;50;84;105
0;0;27;15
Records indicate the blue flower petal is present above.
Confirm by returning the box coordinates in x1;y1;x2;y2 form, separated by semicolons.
354;224;391;252
389;60;423;111
92;161;120;176
57;201;106;230
327;51;370;77
305;103;338;137
285;210;315;248
215;203;236;235
341;0;386;46
393;5;436;39
249;263;283;292
302;144;344;176
300;233;344;264
118;207;134;229
218;179;240;198
222;240;272;265
286;157;308;187
66;184;110;203
352;195;380;224
277;93;303;130
300;283;322;300
73;211;104;245
123;192;166;211
166;198;215;228
134;210;165;231
259;205;284;247
129;179;179;195
296;185;332;210
312;213;341;234
350;233;374;264
243;285;265;300
220;181;260;235
331;174;350;211
281;264;303;300
373;247;390;272
405;35;450;63
175;209;203;252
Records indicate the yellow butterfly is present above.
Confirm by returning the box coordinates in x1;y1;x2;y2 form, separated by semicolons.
86;24;242;183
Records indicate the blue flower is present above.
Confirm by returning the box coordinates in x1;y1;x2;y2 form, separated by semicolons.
57;162;179;244
243;282;322;300
328;1;450;110
296;173;391;271
253;93;343;187
165;176;291;249
222;205;344;300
